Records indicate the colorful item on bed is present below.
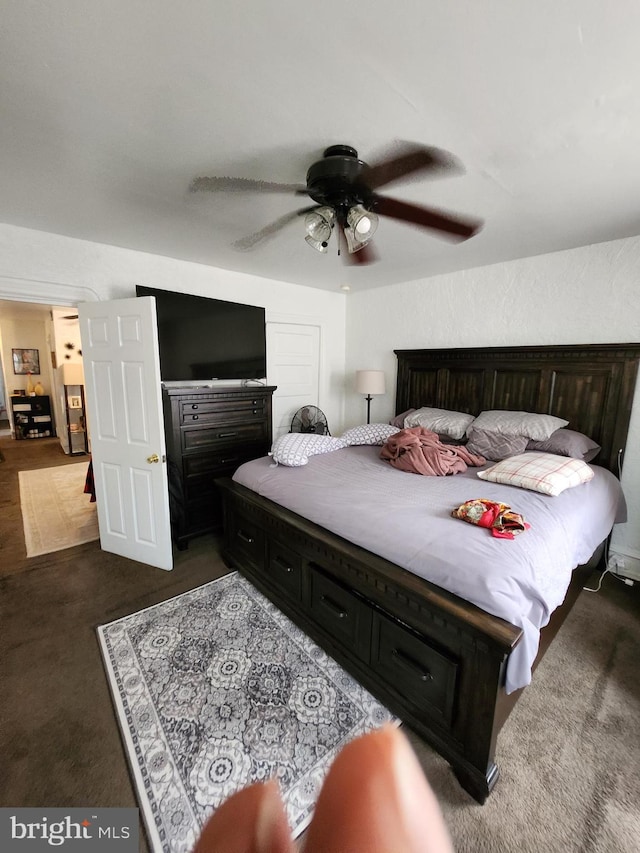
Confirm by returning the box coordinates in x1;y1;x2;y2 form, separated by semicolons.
380;427;486;476
451;498;530;539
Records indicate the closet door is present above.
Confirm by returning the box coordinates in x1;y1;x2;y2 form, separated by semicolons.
266;322;321;438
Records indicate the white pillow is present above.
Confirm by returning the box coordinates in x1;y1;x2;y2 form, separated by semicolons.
341;423;400;446
270;433;346;467
468;410;569;441
403;407;475;440
477;452;594;496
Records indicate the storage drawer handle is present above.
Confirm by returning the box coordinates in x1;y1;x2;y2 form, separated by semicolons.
191;404;199;410
218;432;238;438
273;557;293;574
320;594;348;619
237;529;254;545
391;648;433;682
192;414;199;420
220;457;239;465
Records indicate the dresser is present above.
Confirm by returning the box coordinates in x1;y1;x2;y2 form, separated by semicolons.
162;385;276;549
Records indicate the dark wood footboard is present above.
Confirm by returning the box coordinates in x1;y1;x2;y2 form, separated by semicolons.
218;477;524;803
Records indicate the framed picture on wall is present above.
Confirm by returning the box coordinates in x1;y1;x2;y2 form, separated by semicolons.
68;395;82;409
12;348;40;375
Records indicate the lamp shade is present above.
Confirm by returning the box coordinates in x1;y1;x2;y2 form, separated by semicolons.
60;362;85;385
355;370;386;396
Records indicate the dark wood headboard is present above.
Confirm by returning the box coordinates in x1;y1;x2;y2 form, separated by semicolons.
394;344;640;475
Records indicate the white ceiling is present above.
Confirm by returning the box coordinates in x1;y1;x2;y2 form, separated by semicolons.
2;1;640;293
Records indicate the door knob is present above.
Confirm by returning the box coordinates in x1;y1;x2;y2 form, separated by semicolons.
147;453;160;464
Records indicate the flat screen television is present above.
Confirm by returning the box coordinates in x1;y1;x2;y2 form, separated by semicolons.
136;286;266;383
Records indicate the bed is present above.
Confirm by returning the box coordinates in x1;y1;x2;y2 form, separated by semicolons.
216;343;640;802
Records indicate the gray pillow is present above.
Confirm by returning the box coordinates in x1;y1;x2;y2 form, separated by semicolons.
527;428;601;462
404;407;476;440
466;428;529;461
389;408;416;428
469;410;569;441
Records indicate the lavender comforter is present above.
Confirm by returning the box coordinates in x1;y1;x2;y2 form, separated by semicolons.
233;446;625;693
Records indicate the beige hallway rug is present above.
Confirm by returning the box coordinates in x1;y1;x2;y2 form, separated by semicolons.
18;463;99;557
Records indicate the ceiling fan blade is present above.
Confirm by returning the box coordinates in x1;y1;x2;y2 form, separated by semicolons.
233;206;318;251
190;176;309;194
373;195;482;241
343;241;379;265
362;142;463;191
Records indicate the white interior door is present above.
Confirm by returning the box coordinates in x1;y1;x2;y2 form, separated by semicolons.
78;297;173;570
267;322;321;438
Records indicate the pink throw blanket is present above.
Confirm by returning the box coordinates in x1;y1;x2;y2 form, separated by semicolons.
380;427;486;476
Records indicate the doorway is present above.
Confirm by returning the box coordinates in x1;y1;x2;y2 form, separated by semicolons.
0;357;9;435
0;296;87;455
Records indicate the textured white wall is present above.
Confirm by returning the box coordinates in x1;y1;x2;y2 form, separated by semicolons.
345;235;640;567
0;223;347;432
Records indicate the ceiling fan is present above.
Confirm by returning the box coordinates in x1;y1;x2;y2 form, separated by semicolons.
190;142;483;264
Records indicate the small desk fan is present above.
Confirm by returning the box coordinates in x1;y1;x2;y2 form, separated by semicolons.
290;406;330;435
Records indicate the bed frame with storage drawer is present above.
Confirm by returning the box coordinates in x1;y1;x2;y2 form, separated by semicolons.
218;344;640;802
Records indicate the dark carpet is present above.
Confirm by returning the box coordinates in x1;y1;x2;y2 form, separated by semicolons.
2;435;639;852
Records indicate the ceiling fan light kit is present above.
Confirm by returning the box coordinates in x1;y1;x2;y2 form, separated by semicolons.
304;235;329;253
304;206;335;248
191;141;482;264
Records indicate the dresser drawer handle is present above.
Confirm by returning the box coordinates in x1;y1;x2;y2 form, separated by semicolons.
320;594;347;619
218;432;238;439
191;404;199;410
192;414;199;420
252;400;258;405
220;457;239;465
391;648;434;682
237;529;254;545
273;557;293;574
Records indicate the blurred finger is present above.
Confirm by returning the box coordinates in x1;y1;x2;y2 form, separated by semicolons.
194;779;294;853
303;724;454;853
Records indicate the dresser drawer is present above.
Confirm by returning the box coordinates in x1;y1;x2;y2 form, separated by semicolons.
184;445;263;478
180;397;266;425
266;539;303;602
307;564;371;660
184;493;223;534
371;613;458;729
182;422;266;452
227;510;265;570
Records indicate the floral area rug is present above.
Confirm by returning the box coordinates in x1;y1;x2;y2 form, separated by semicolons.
98;571;396;852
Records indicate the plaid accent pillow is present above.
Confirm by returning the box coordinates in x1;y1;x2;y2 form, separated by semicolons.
477;452;594;496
